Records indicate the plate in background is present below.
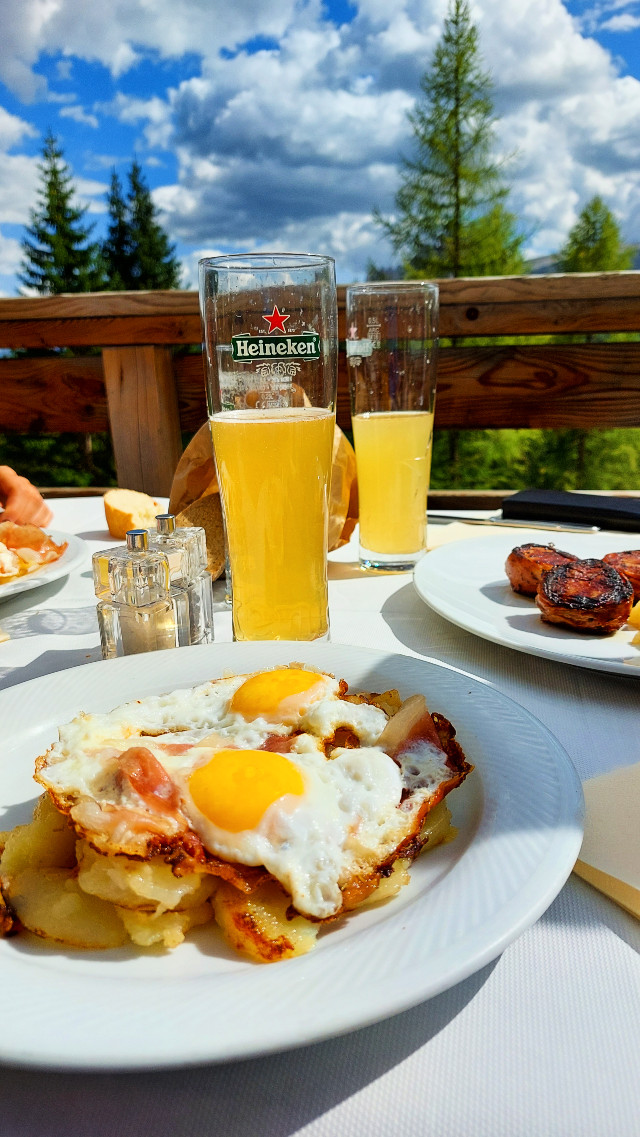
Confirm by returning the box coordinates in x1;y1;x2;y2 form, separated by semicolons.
415;527;640;676
0;530;88;601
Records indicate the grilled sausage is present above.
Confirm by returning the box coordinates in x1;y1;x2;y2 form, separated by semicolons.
602;551;640;602
536;558;633;633
505;543;579;597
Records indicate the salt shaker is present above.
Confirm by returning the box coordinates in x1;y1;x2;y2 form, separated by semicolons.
152;514;214;645
93;530;189;659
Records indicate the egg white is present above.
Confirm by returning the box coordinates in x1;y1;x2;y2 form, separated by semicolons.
172;738;408;919
36;669;457;921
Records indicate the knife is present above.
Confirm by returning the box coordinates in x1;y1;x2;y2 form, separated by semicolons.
428;513;601;533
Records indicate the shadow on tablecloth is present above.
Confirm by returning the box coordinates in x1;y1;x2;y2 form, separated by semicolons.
0;645;102;690
0;960;495;1137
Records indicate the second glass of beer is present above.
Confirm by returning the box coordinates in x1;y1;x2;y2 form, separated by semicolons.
199;253;337;640
346;281;439;571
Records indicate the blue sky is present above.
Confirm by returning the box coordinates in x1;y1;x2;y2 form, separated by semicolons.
0;0;639;292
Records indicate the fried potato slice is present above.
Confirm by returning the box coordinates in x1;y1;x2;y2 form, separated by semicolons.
214;879;319;963
419;799;454;847
117;902;214;948
344;802;452;910
0;887;16;935
76;842;217;913
0;794;76;877
342;688;402;716
5;867;127;948
357;857;412;906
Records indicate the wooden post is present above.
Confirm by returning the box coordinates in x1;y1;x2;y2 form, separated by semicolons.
102;345;183;496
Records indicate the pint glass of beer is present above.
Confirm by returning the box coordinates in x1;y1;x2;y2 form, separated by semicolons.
346;281;438;571
199;253;337;640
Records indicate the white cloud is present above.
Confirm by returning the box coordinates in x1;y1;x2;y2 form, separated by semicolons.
1;0;640;281
0;153;40;224
59;104;99;128
0;0;300;99
101;93;174;149
0;111;39;248
0;106;36;150
71;174;109;215
138;0;640;275
0;227;24;275
600;13;640;29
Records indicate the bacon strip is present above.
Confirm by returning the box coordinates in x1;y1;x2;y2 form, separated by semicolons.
259;733;300;753
117;746;181;811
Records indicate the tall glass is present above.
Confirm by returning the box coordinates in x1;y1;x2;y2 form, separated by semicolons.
346;281;439;571
199;253;337;640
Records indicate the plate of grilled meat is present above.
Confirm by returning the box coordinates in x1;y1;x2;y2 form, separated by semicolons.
414;528;640;676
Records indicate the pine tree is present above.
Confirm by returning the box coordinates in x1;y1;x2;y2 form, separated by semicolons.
102;161;181;289
375;0;524;278
19;131;102;294
542;196;635;490
100;171;130;290
557;196;633;273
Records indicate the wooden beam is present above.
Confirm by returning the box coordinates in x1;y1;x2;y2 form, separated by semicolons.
102;346;183;496
0;291;200;318
174;341;640;433
0;316;202;349
1;273;638;319
173;353;208;430
2;274;640;347
0;356;108;431
434;342;640;429
2;302;638;346
1;339;638;437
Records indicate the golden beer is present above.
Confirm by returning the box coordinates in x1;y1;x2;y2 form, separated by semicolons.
353;411;434;556
211;407;335;640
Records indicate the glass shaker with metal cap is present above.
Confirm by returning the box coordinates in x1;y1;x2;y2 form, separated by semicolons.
152;514;214;645
93;529;189;659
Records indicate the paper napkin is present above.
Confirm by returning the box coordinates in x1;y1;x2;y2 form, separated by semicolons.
573;761;640;919
427;520;516;551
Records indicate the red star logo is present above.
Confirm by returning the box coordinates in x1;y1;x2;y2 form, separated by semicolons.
262;304;290;333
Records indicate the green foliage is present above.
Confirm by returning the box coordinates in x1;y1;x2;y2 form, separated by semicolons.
557;196;634;273
365;259;402;281
101;161;181;290
0;432;116;488
14;133;117;487
19;132;103;294
430;428;640;491
375;0;525;279
100;171;130;290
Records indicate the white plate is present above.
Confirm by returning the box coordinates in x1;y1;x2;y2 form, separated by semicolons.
0;641;583;1071
0;529;87;601
415;528;640;676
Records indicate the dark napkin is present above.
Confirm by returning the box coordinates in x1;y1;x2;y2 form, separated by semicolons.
501;489;640;532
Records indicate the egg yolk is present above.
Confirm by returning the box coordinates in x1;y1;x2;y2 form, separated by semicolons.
189;748;305;832
230;668;321;719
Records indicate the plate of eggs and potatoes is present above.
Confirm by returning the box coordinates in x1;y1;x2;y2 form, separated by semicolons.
0;641;582;1070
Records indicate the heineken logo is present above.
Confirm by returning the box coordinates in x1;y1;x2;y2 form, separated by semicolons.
262;304;290;333
231;329;321;362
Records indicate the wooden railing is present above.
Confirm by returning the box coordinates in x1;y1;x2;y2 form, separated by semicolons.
0;273;639;498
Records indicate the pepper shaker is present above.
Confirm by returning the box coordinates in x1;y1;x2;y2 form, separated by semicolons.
93;529;189;658
152;514;214;645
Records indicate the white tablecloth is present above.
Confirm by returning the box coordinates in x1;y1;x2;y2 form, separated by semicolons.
0;498;638;1137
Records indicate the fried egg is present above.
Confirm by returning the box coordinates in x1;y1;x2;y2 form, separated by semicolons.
35;666;470;921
